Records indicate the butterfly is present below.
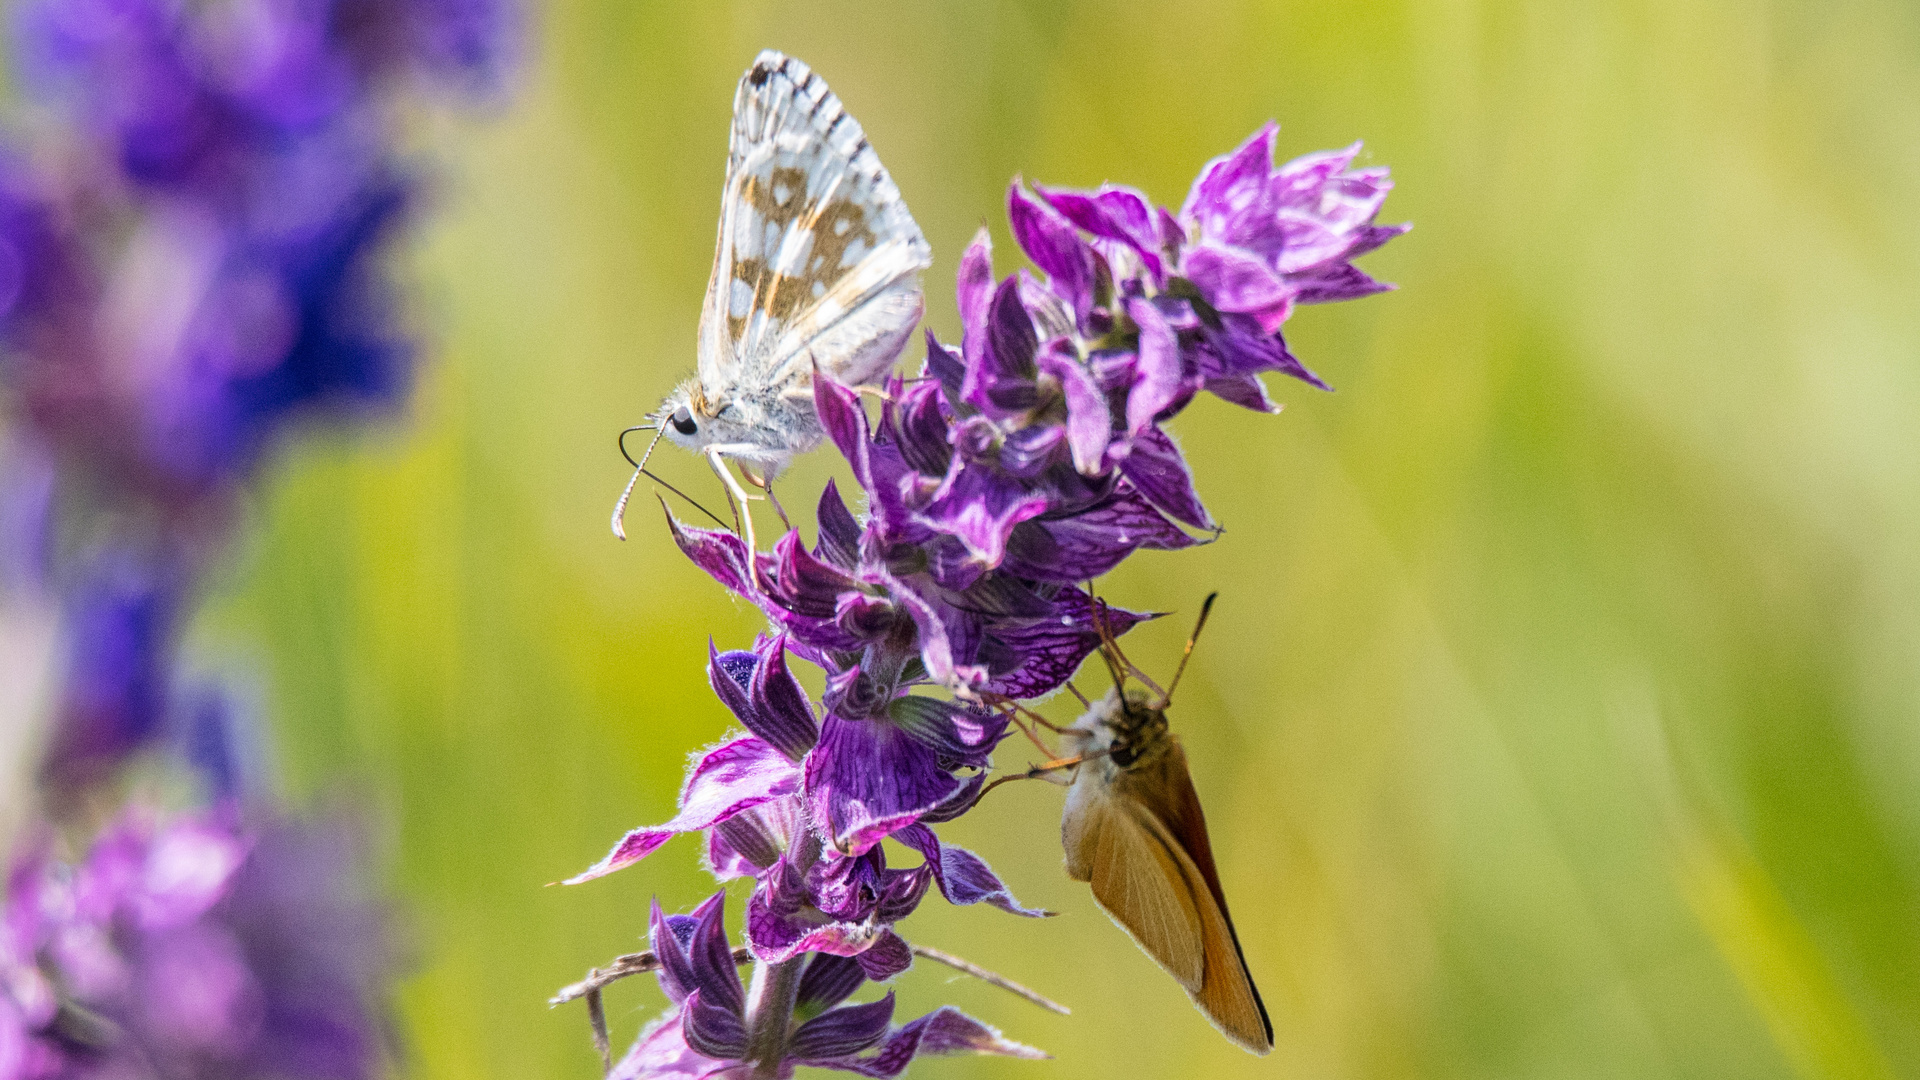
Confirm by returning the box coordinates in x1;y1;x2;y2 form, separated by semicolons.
614;51;933;546
1058;594;1274;1055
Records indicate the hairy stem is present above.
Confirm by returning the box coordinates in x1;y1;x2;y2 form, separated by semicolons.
741;829;823;1077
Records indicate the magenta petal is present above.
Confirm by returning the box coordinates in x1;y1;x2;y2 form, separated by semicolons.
1183;243;1291;324
804;717;966;856
1035;345;1111;475
1008;182;1094;323
1180;121;1279;236
955;227;995;364
790;993;897;1061
1124;297;1195;436
566;738;798;883
1116;427;1215;532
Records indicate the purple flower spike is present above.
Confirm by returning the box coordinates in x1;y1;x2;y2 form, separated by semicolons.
597;115;1403;1077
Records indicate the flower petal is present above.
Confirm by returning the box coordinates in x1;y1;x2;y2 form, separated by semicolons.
797;952;868;1014
609;1004;732;1080
681;990;749;1063
1034;344;1111;475
566;738;798;883
804;717;966;856
1008;181;1094;323
809;1006;1047;1078
1124;297;1197;436
1115;427;1215;532
894;825;1046;917
790;993;897;1061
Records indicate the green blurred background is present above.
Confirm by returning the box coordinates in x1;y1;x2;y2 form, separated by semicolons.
187;0;1920;1077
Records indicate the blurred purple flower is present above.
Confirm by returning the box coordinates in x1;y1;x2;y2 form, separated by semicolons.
0;805;397;1080
0;0;518;790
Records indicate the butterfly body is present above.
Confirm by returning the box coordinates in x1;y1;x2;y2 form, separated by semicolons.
1061;686;1274;1056
658;51;932;483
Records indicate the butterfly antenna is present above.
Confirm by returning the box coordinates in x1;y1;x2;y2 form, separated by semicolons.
612;423;728;537
1160;591;1218;708
1087;588;1129;694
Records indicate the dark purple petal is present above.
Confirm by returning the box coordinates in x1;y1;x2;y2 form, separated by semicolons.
565;737;797;883
804;716;967;856
884;697;1007;766
921;330;966;409
1035;181;1164;278
915;464;1051;569
1124;297;1197;436
814;480;862;571
978;591;1151;700
918;772;985;825
853;931;914;981
810;1006;1046;1077
1034;344;1111;475
687;891;746;1017
791;993;897;1061
648;899;700;1004
1204;373;1280;413
955;227;995;368
1196;312;1329;390
894;825;1045;917
1115;428;1215;531
1008;182;1094;324
960;277;1039;416
680;990;748;1062
797;953;867;1013
710;646;758;695
1288;258;1400;305
744;635;820;761
1001;487;1197;584
886;575;989;692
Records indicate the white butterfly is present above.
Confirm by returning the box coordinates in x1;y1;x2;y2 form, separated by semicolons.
615;51;933;545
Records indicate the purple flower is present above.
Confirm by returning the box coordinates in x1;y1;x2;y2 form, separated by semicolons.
580;117;1403;1078
0;804;399;1080
0;0;519;799
610;893;1043;1080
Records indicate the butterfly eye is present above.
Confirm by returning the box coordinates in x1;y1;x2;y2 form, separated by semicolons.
671;407;698;436
1109;741;1136;768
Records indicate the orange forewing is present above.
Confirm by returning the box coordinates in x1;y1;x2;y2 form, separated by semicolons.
1070;735;1274;1055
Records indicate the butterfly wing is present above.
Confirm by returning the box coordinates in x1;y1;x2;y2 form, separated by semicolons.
1065;787;1206;990
697;52;932;401
1065;739;1274;1056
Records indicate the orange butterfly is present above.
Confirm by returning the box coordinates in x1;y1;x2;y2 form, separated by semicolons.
1059;593;1272;1055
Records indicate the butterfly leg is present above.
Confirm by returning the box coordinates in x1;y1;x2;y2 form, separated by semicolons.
977;752;1098;804
738;466;794;532
704;447;766;589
